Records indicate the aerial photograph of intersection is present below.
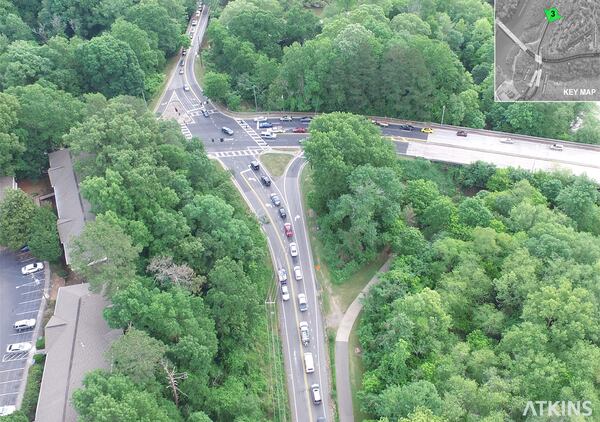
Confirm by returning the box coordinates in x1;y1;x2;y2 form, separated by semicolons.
495;0;600;101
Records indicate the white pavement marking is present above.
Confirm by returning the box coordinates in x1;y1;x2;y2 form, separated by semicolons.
15;311;37;316
496;18;529;52
207;148;264;158
180;123;193;140
535;68;542;87
18;298;41;305
0;368;23;374
235;118;270;150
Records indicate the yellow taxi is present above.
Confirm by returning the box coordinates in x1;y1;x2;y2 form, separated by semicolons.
421;127;434;134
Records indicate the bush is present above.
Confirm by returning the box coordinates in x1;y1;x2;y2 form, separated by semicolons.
20;363;44;421
35;337;45;350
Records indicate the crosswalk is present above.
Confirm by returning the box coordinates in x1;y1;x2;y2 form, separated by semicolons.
180;123;193;139
235;119;268;148
188;108;216;117
208;148;264;158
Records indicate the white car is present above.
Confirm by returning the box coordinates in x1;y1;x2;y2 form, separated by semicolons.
550;143;564;151
261;131;277;139
281;285;290;301
279;115;292;121
294;266;303;280
184;84;190;91
0;406;16;416
500;137;514;144
191;20;197;26
299;321;310;345
278;268;288;283
298;293;308;311
195;10;201;16
6;342;32;353
253;116;268;122
270;126;285;133
21;262;44;275
14;319;36;331
289;242;298;257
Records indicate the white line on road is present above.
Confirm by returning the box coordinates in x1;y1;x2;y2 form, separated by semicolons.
0;368;24;375
18;298;41;305
15;311;37;316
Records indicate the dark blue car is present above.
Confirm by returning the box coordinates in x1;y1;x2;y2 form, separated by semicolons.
258;121;273;128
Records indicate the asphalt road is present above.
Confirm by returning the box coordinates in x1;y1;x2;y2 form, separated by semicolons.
0;250;45;410
153;7;600;422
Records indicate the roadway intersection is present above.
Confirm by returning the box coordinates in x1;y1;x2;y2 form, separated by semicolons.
155;7;600;422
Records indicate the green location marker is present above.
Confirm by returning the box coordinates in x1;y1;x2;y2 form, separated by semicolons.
544;7;562;23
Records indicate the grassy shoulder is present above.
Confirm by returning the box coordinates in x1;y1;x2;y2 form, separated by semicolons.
259;153;294;178
148;54;179;111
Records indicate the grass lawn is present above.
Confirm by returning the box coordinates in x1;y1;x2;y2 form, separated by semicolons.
259;153;294;178
148;54;179;111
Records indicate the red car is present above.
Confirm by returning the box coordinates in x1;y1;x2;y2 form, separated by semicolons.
292;127;307;133
284;223;294;238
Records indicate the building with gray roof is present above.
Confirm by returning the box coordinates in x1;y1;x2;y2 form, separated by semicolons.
35;283;121;422
47;150;93;265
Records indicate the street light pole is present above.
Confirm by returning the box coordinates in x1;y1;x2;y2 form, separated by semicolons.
252;85;258;112
441;105;446;126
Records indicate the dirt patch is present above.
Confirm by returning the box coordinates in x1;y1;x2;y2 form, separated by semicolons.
324;282;344;330
18;177;52;198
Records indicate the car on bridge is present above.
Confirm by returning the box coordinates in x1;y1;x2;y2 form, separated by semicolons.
456;130;468;137
421;127;434;134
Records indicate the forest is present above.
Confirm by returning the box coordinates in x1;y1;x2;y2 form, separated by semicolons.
202;0;600;143
302;112;600;421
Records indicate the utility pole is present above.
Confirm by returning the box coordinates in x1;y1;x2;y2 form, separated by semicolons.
441;105;446;126
252;85;258;112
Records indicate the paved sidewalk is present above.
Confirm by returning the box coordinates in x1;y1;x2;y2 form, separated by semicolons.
335;258;392;422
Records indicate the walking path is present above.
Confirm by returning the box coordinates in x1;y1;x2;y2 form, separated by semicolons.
335;258;392;422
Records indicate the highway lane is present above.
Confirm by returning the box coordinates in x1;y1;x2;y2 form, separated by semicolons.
220;155;331;422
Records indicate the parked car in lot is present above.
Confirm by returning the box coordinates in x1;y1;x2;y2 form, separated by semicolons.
289;242;298;257
292;127;307;133
278;268;288;284
456;130;468;137
270;193;281;207
14;319;36;331
6;342;32;353
0;406;16;416
294;266;303;280
550;143;564;151
500;137;514;144
279;115;292;121
261;175;271;186
250;160;260;170
260;131;276;139
298;293;308;311
281;285;290;301
421;127;434;134
284;223;293;237
278;208;287;219
21;262;43;275
299;321;310;346
258;121;273;128
253;116;267;122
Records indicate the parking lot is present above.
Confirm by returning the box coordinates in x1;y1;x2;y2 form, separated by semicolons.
0;248;45;410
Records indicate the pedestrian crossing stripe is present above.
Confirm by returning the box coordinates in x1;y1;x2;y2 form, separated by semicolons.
207;148;269;158
235;119;268;148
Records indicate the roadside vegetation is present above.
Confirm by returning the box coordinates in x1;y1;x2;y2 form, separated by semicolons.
202;0;600;143
301;112;600;421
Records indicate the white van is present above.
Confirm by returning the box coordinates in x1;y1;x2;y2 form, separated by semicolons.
304;352;314;373
14;319;35;331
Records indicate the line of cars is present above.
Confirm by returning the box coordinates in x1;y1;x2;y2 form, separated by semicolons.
254;116;311;139
250;159;323;408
